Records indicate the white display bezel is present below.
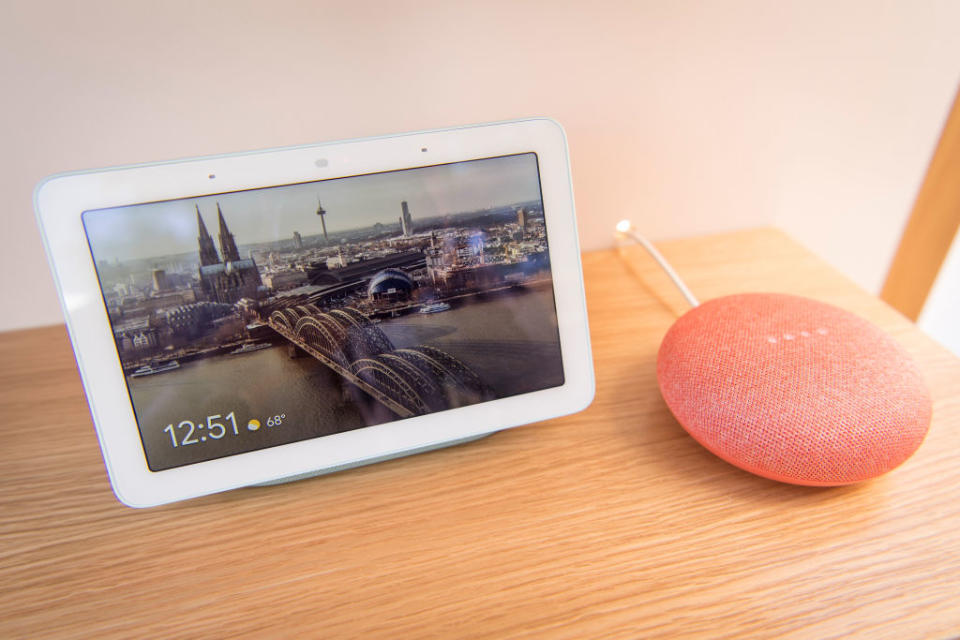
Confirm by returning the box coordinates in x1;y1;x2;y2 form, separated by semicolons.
35;118;594;508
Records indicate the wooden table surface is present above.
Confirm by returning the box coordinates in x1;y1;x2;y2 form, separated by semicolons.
2;228;959;639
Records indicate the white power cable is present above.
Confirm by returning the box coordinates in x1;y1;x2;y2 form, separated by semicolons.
614;220;700;308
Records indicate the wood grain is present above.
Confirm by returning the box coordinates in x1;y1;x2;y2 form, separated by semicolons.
2;229;959;639
881;85;960;320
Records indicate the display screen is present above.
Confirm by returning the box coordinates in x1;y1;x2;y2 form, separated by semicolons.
82;153;564;471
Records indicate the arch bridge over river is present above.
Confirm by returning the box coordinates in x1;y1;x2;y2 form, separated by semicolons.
266;305;490;418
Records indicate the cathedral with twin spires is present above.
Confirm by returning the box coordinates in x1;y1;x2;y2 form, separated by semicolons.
195;204;263;304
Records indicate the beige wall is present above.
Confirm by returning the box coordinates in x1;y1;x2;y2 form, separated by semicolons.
919;233;960;356
3;0;959;331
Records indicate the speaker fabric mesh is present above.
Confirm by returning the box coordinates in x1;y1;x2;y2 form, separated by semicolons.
657;293;932;486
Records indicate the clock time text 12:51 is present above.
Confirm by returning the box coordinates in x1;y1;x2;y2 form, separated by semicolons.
162;412;286;448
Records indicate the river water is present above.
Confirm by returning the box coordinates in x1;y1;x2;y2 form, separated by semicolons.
128;284;564;470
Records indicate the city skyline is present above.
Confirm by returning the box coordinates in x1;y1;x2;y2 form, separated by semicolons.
83;153;542;263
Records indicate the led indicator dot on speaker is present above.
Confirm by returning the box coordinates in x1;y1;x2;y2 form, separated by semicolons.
657;293;932;486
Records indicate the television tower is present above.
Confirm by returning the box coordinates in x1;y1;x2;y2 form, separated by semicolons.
316;198;329;243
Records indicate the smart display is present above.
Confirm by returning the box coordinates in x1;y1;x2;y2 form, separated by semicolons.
35;119;594;506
